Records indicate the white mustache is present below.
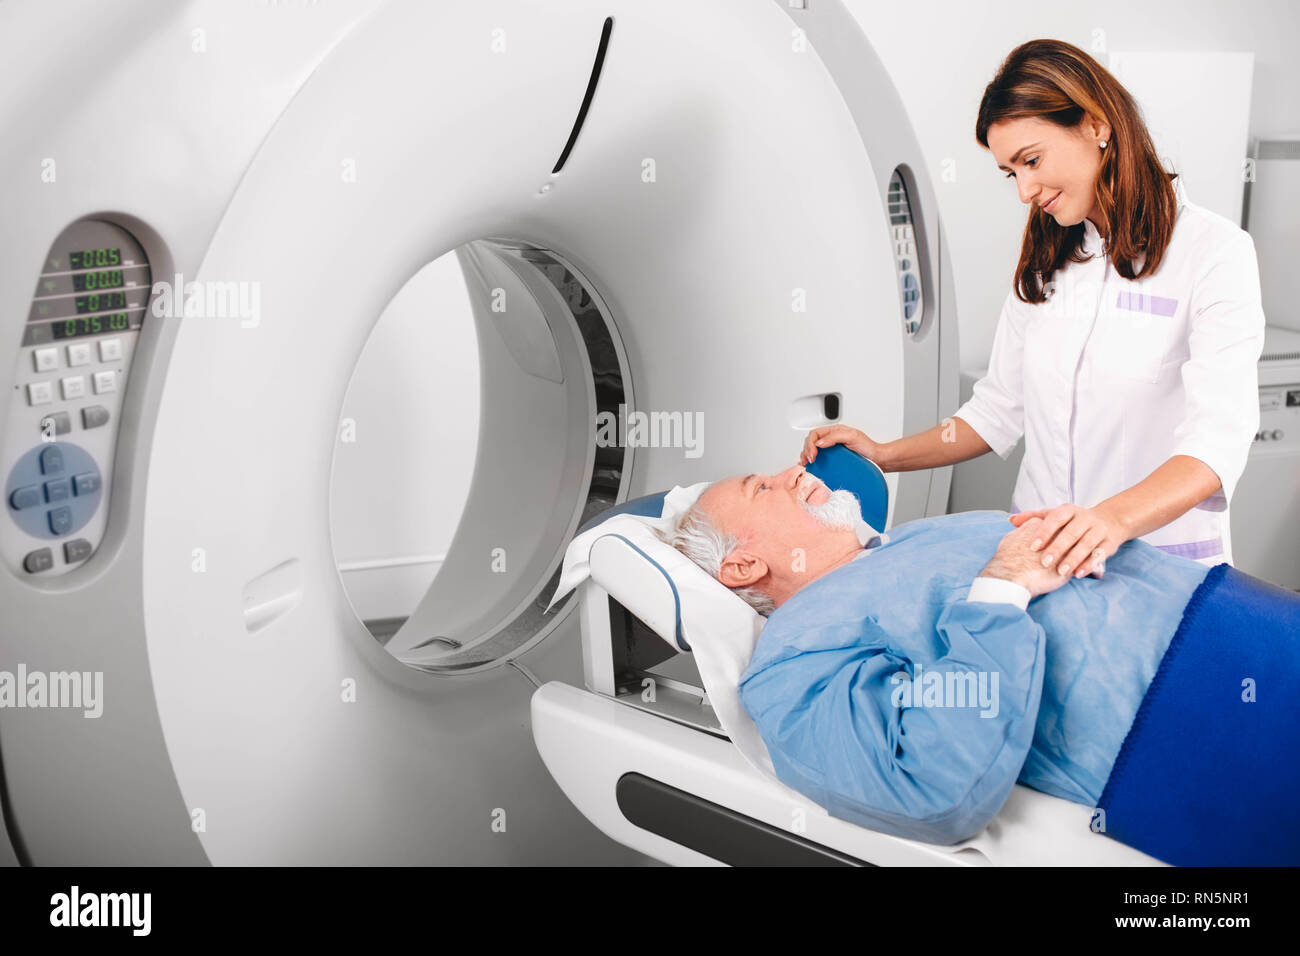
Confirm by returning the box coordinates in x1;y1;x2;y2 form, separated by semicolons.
799;488;862;530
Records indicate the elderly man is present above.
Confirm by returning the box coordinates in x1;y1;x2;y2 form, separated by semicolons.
663;462;1300;863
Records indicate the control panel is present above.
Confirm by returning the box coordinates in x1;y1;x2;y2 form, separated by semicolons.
1253;326;1300;454
887;168;925;338
1254;382;1299;451
3;219;152;577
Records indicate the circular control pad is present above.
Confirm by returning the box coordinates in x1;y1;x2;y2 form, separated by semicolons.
5;441;103;540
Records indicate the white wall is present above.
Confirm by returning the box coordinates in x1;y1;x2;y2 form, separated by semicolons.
844;0;1300;371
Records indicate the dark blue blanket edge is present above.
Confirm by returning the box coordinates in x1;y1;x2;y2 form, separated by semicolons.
1096;562;1300;866
1097;564;1229;811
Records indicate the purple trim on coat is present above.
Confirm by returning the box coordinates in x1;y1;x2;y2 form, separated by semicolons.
1195;490;1228;513
1154;537;1223;560
1115;291;1178;316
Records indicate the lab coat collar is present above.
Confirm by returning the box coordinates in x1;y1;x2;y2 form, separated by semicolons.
1172;174;1189;210
1082;216;1104;256
1080;176;1188;255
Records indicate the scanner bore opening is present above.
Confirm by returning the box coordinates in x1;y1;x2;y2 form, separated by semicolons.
329;239;629;675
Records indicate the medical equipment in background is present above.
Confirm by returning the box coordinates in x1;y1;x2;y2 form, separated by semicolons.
1234;138;1300;589
1;0;957;865
1232;326;1300;590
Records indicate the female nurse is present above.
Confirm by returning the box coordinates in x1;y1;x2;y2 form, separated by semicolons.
802;38;1266;577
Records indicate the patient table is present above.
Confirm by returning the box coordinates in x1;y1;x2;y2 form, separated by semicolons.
531;468;1165;866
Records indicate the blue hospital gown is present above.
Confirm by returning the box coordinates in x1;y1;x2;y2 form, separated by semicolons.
737;510;1210;845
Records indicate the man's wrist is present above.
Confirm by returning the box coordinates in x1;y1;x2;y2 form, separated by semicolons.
979;558;1028;590
968;575;1032;610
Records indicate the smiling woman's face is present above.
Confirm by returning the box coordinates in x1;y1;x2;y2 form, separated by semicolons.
988;115;1111;229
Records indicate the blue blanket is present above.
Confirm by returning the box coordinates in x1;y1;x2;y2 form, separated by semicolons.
1096;563;1300;866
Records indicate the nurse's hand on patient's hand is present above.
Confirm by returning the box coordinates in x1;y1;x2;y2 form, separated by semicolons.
1008;503;1128;579
799;425;880;466
981;518;1070;599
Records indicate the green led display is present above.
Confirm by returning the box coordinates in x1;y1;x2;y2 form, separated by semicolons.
53;312;131;340
69;248;122;269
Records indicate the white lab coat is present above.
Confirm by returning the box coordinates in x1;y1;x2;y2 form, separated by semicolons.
954;178;1266;564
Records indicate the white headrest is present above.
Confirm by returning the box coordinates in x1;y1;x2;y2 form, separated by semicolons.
548;483;758;649
548;484;790;786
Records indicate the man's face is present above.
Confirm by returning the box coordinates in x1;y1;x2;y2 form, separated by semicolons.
695;464;862;590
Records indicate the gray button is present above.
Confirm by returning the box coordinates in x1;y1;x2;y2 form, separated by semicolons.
9;484;42;510
63;538;93;563
72;472;101;496
23;548;54;573
81;405;110;429
39;445;64;474
39;411;71;436
48;506;72;535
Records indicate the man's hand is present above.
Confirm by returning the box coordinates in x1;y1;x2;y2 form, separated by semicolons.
980;517;1071;599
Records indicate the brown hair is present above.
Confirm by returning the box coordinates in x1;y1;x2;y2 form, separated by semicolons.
976;39;1180;304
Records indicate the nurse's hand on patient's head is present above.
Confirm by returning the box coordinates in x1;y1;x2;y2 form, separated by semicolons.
981;517;1071;599
1008;503;1128;579
799;425;880;466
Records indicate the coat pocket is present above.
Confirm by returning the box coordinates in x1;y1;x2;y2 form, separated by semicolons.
1091;290;1182;384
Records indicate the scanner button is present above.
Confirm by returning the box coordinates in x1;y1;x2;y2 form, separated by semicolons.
39;411;71;436
33;347;58;372
72;472;100;496
39;445;64;475
23;548;54;573
63;538;93;564
98;338;123;362
67;342;92;367
92;370;117;394
27;381;53;406
48;506;72;536
81;406;110;429
9;485;42;510
44;478;70;503
61;375;87;400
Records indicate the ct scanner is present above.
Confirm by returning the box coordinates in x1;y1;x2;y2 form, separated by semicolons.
0;0;974;865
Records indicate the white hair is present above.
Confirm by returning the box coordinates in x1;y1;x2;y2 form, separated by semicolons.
661;479;864;618
661;494;777;617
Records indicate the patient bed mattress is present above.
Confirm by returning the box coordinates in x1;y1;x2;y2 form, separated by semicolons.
532;680;1164;866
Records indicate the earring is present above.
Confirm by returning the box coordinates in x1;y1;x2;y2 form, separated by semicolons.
1100;140;1107;149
